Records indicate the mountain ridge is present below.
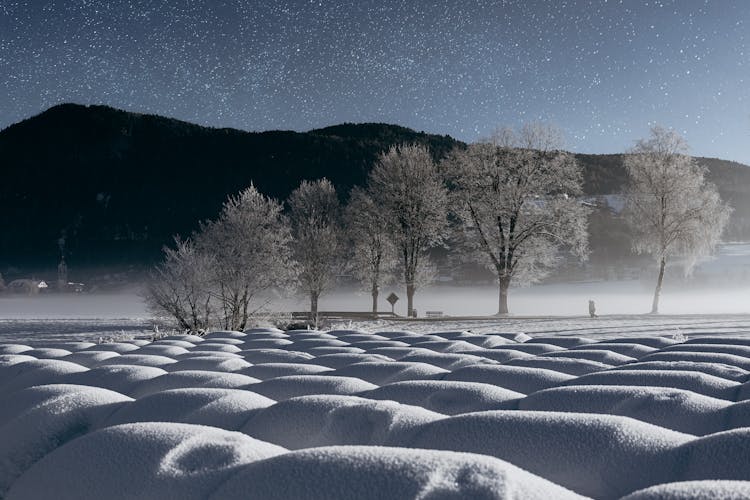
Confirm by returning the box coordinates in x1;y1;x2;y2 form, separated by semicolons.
1;103;748;270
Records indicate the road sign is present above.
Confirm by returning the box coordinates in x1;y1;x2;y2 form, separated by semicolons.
386;292;399;314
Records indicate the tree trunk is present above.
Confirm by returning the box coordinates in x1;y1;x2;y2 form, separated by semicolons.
651;256;666;314
310;291;319;328
406;283;415;317
371;285;378;316
497;276;510;315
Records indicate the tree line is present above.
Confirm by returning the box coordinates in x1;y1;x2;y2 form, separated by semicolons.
146;123;731;331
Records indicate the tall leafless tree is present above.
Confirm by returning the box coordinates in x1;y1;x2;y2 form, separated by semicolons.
145;236;215;331
624;126;731;314
443;123;589;315
344;186;397;315
197;184;295;331
368;144;448;317
288;178;343;325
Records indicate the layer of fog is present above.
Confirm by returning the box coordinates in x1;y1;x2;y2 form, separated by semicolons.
3;242;750;319
2;280;750;320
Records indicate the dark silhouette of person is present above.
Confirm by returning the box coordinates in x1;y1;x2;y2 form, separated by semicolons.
589;300;597;318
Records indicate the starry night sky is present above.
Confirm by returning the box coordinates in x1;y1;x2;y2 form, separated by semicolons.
1;1;749;162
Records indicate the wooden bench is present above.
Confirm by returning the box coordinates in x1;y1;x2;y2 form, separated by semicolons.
291;311;397;320
425;311;444;318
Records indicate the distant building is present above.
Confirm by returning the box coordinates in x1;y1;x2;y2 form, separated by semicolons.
7;279;47;295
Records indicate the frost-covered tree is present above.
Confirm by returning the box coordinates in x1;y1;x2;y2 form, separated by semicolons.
624;126;731;314
344;186;397;315
443;124;589;315
288;178;343;324
145;236;215;332
146;185;294;332
197;185;295;331
368;144;449;316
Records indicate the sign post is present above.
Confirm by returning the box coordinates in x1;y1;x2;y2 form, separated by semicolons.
386;292;399;315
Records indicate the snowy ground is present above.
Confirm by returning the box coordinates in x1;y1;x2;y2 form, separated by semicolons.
2;318;750;498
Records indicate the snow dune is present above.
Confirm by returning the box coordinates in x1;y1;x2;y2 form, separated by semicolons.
2;324;750;498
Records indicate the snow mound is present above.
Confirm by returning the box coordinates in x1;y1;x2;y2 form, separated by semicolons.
104;388;274;430
238;362;333;380
573;343;657;358
178;350;241;358
244;327;285;334
22;348;72;358
685;336;750;346
0;384;132;496
662;343;750;357
240;338;294;348
567;370;740;400
361;380;522;414
305;346;367;355
291;338;352;349
151;339;198;348
406;410;692;498
136;344;191;356
0;344;32;355
331;361;448;385
334;333;388;342
165;355;251;372
442;365;575;394
458;348;534;363
243;395;443;449
83;342;140;353
203;330;247;339
612;361;750;381
250;375;378;400
544;348;637;365
210;445;587;500
62;350;122;367
621;481;750;500
603;337;679;348
187;342;242;352
307;352;394;368
409;340;483;352
161;334;205;343
672;428;750;483
505;356;612;376
238;348;314;364
59;364;167;396
7;422;285;500
0;354;38;367
641;351;750;371
519;385;730;435
459;335;516;348
130;370;260;398
96;354;177;368
399;352;499;370
0;359;88;395
491;343;565;355
527;337;597;348
349;340;412;349
364;346;435;359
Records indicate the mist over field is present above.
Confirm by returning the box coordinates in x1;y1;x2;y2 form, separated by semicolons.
2;279;749;320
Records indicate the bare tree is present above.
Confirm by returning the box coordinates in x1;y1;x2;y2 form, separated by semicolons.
624;126;731;314
288;178;343;324
344;186;397;315
145;236;215;332
197;185;295;331
368;144;449;317
443;124;589;315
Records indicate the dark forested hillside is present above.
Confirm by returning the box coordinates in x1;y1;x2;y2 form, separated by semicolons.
1;103;748;271
0;104;458;268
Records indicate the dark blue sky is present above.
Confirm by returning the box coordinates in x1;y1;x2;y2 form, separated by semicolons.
1;0;749;162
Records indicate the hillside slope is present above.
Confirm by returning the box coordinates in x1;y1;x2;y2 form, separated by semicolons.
1;103;748;270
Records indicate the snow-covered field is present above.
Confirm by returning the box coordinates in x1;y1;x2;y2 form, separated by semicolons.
2;317;750;499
